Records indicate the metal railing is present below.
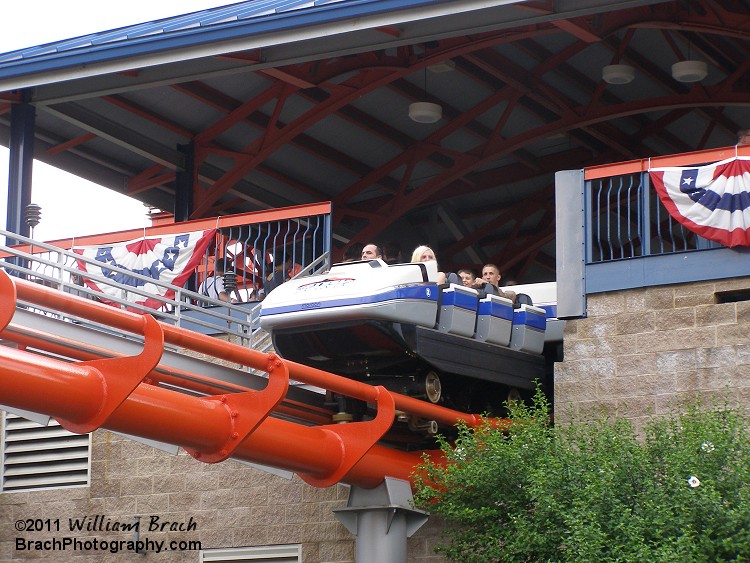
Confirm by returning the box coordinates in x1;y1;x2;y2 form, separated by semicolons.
586;171;719;264
205;208;331;302
581;145;750;265
0;204;332;353
555;146;750;319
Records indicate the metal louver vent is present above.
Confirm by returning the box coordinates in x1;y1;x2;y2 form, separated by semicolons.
200;544;301;562
1;412;91;492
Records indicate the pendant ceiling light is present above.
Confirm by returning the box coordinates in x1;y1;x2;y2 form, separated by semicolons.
672;17;707;83
409;59;443;124
671;60;707;83
408;101;442;123
602;64;635;85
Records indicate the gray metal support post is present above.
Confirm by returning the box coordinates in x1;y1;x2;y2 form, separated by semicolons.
6;95;36;242
555;169;586;319
334;478;428;563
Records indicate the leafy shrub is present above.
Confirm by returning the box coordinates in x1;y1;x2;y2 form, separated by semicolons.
412;389;750;562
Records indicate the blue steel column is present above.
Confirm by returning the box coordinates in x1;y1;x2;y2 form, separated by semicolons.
334;478;428;563
323;212;332;271
640;171;651;257
174;142;194;223
175;142;196;291
6;94;36;243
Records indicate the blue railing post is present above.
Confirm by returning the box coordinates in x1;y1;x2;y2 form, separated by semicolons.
639;171;651;257
584;179;594;265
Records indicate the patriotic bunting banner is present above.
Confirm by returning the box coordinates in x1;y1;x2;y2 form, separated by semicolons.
73;229;215;310
649;156;750;247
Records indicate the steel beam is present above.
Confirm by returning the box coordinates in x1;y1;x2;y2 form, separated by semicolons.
6;96;35;240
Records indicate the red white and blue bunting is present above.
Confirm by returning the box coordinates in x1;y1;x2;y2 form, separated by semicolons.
649;156;750;247
73;229;215;310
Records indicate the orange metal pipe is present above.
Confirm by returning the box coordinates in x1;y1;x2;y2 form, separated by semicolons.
0;328;236;396
0;345;438;487
3;322;439;429
0;324;333;425
9;275;489;428
0;272;477;488
0;347;104;425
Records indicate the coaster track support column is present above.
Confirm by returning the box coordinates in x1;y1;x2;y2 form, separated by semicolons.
334;478;428;563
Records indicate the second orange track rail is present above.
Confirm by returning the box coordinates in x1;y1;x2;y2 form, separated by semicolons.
0;269;493;489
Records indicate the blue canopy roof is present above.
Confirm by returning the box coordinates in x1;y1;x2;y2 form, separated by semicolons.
0;0;456;78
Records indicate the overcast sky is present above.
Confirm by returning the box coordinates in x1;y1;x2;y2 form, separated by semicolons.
0;1;231;241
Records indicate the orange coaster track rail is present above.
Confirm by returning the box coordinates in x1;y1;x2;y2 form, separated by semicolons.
0;270;488;489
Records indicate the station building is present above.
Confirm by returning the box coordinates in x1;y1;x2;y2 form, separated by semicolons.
1;1;750;561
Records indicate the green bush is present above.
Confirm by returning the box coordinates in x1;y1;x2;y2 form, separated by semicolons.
412;389;750;562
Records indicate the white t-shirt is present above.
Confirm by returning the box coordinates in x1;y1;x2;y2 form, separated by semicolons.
198;275;226;301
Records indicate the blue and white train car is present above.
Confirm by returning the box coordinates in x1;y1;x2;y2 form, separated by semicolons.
259;259;560;413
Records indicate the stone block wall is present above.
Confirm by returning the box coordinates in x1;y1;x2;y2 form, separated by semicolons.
555;276;750;429
1;430;448;562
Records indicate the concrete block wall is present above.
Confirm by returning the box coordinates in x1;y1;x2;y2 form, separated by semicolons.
1;429;448;562
555;277;750;428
